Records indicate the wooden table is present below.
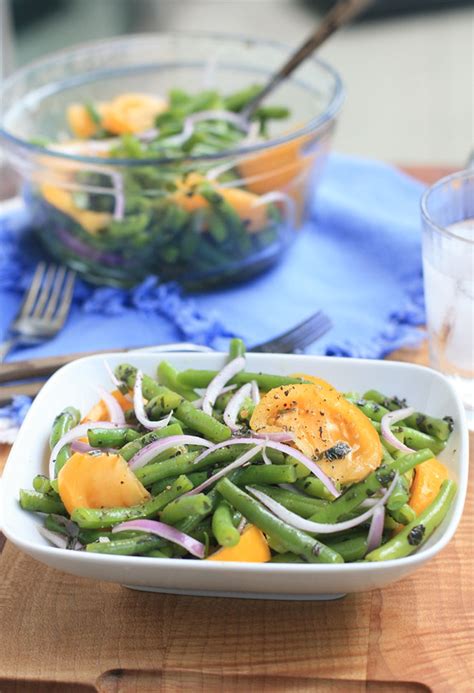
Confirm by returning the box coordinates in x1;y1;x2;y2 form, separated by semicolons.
0;166;472;692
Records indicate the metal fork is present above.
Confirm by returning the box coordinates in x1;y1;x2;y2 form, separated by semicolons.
251;310;332;353
0;262;76;363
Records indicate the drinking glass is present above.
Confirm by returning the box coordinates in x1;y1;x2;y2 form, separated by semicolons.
421;169;474;429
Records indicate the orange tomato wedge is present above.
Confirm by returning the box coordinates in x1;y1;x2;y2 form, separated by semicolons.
408;457;449;516
250;380;383;486
67;103;103;139
58;452;150;515
101;93;167;135
238;135;311;195
207;525;270;562
82;389;133;423
41;184;112;234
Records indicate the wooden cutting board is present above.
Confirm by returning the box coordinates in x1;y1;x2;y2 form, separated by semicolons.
0;166;472;691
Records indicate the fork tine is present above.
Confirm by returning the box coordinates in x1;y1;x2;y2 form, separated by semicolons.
31;264;57;318
18;262;47;319
252;311;332;353
52;269;76;327
42;265;67;321
274;313;332;352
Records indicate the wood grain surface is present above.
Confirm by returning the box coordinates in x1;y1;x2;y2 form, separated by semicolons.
0;166;472;692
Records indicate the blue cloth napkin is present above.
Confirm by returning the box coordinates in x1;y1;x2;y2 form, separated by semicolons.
0;153;426;405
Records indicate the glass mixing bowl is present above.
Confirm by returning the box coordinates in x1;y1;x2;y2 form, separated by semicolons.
0;33;344;289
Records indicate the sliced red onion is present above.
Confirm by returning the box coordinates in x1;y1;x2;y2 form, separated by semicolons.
133;369;173;431
247;473;399;535
71;440;97;454
252;191;296;229
237;517;247;534
49;421;129;479
381;407;415;453
366;505;385;554
262;448;272;465
103;361;132;402
192;384;236;409
112;519;205;558
187;110;250;132
128;434;213;471
137;128;159;142
250;381;260;405
165;110;250;147
186;445;263;496
206;159;238;182
111;170;124;221
192;437;339;498
202;356;246;416
253;431;295;442
104;360;122;389
96;386;125;425
38;526;69;549
359;498;379;509
223;383;252;432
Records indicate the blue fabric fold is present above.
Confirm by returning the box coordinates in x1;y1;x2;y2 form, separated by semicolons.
0;153;426;369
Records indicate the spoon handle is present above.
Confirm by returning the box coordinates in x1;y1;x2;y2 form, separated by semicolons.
241;0;373;120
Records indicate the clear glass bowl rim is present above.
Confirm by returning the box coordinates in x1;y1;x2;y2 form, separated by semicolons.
0;30;345;168
421;168;474;246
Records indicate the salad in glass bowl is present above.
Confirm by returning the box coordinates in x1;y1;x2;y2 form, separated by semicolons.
0;33;344;288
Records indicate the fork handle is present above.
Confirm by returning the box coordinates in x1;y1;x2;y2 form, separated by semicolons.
0;337;20;364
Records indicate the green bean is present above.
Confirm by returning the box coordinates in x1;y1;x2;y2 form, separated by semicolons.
160;493;211;525
134;446;244;488
150;470;208;495
228;338;246;360
224;84;262;112
346;397;389;423
251;484;328;518
156;361;198;401
72;475;192;528
33;475;53;495
216;478;343;564
270;552;304;563
20;489;67;515
119;423;183;461
295;476;337;501
386;475;410;512
211;501;241;548
266;448;311;480
372;419;445;455
399;427;445;455
115;364;162;400
236;396;255;422
86;533;167;555
174;400;231;442
363;390;453;441
387;503;417;525
232;464;297;486
309;448;434;524
50;406;81;476
145;548;174;558
134;452;197;486
87;427;139;449
44;515;118;545
366;480;456;560
324;532;369;562
177;369;308;391
145;387;183;418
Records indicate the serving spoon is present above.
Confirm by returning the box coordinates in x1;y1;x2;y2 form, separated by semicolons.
241;0;374;121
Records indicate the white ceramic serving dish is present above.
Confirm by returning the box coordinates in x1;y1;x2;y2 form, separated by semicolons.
0;352;468;600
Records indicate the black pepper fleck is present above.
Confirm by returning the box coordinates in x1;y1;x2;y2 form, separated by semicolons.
407;524;425;545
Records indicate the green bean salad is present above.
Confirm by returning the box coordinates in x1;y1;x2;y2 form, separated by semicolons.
20;340;456;564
